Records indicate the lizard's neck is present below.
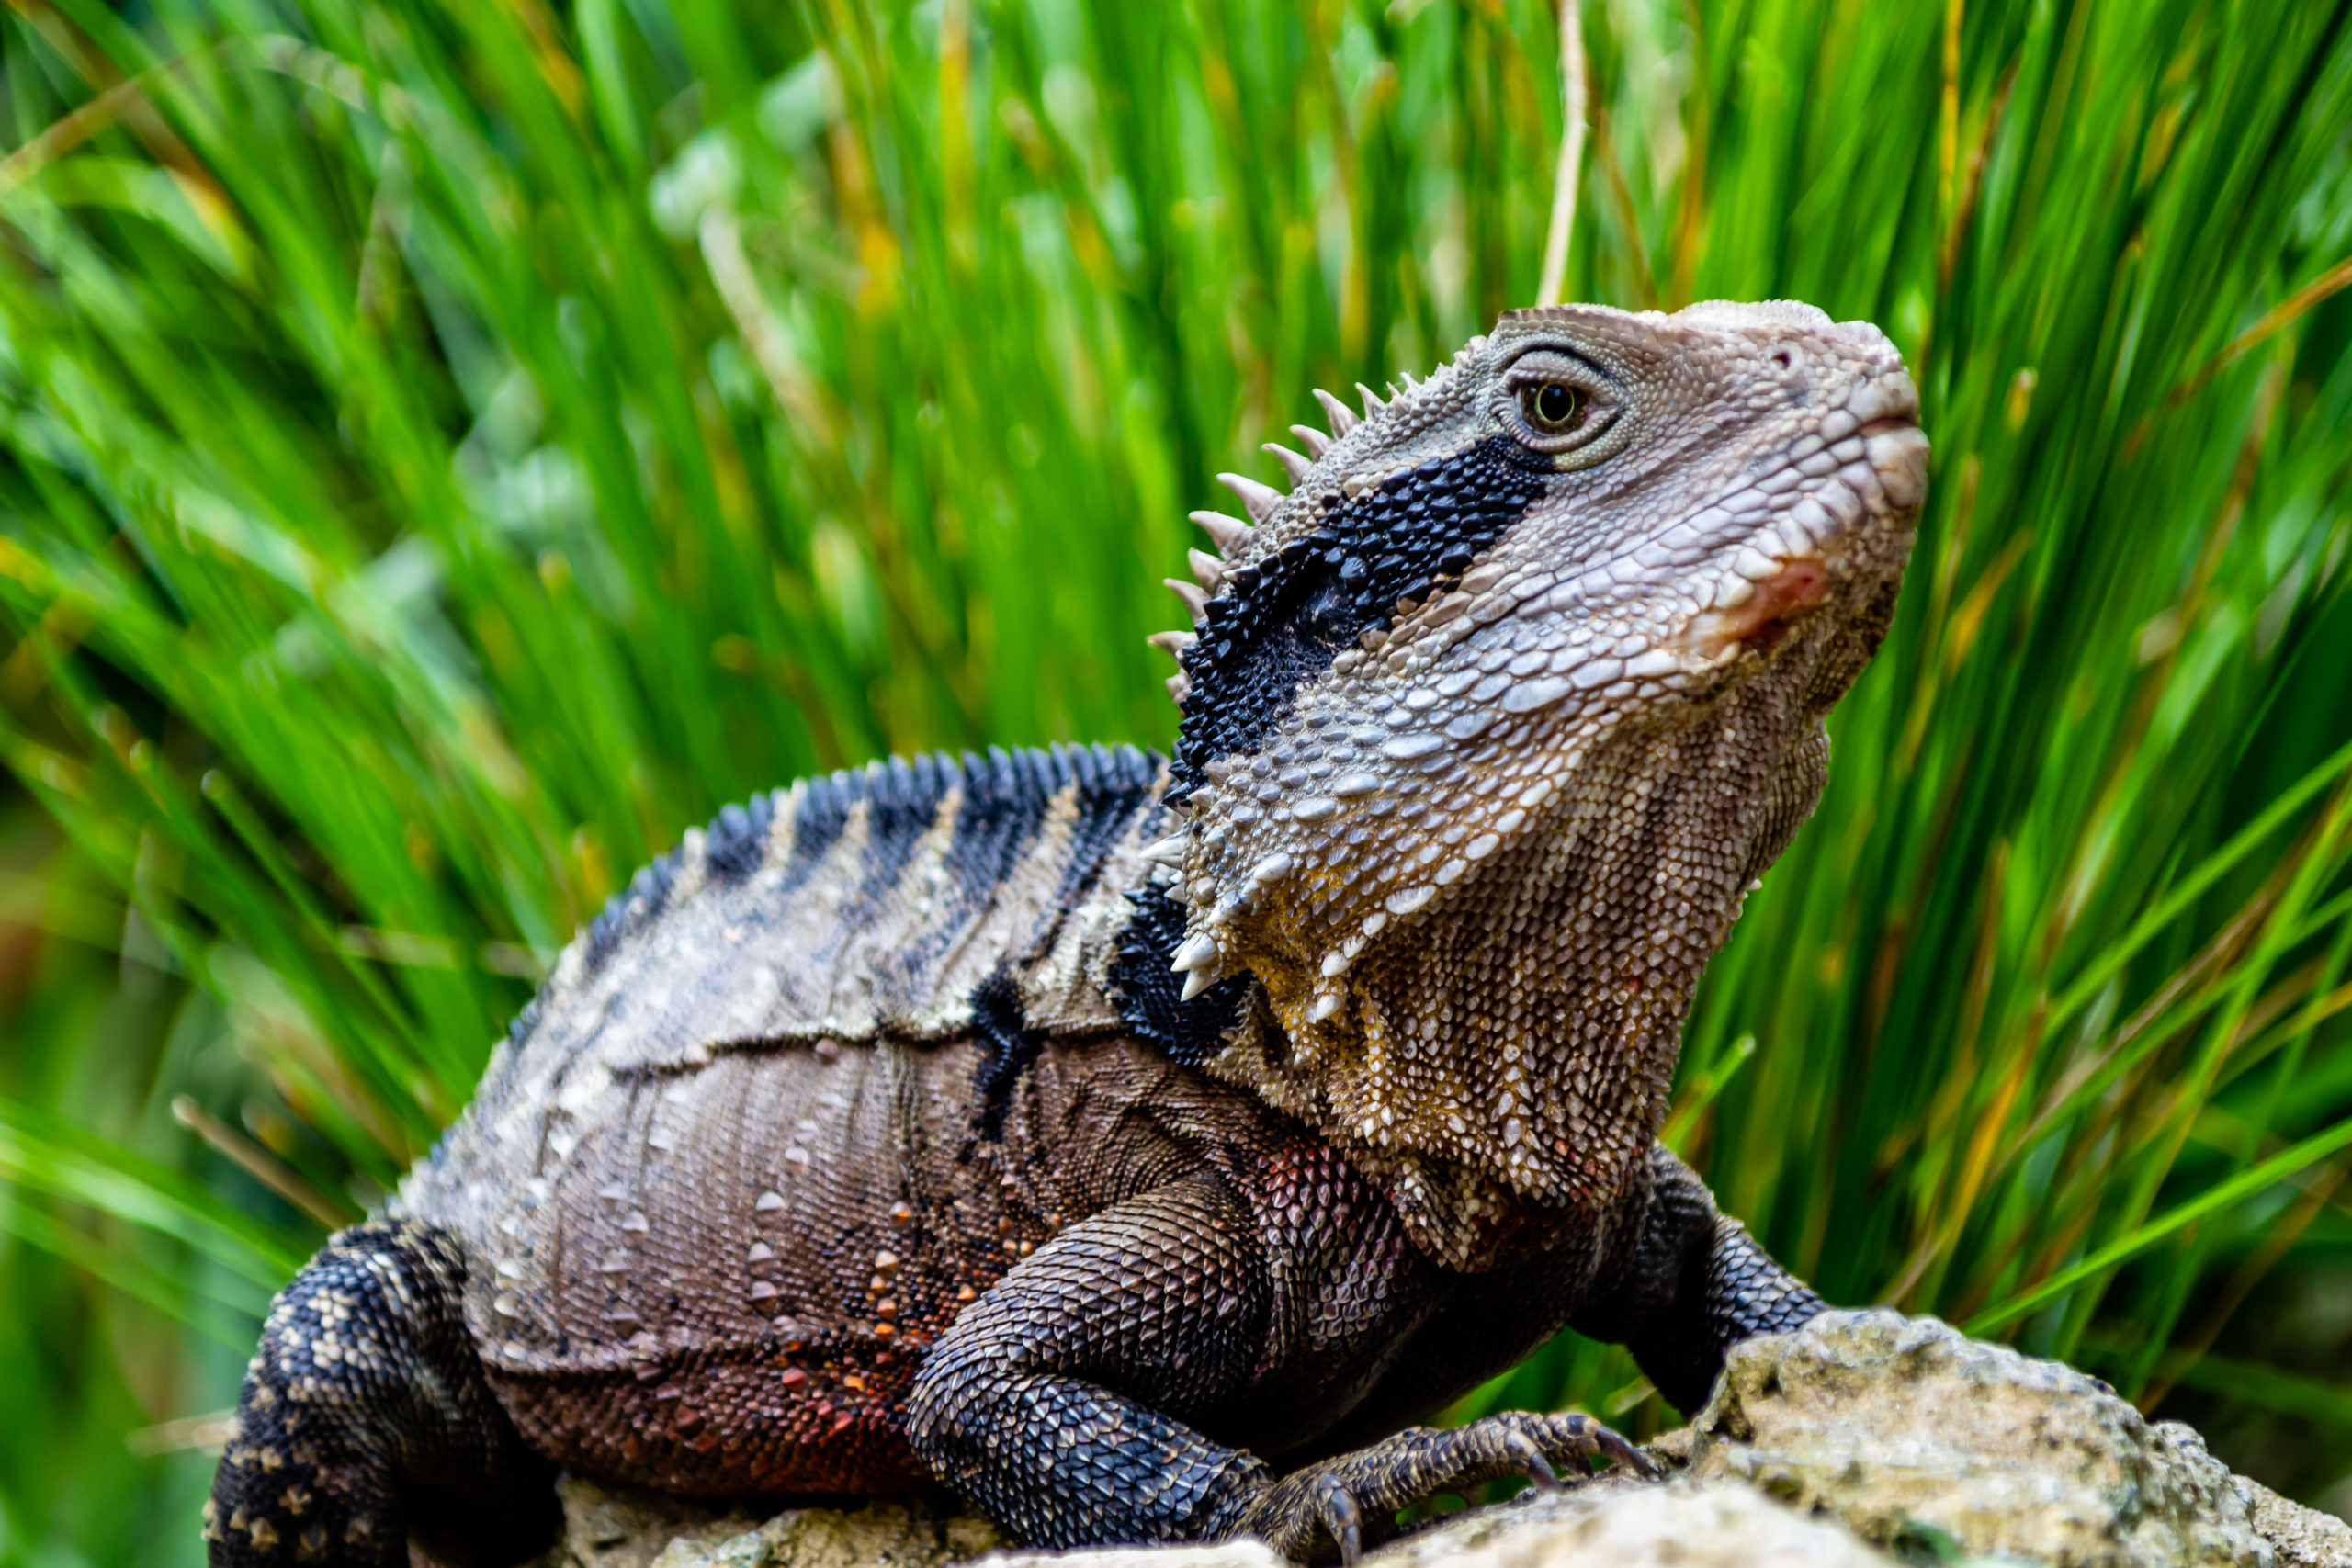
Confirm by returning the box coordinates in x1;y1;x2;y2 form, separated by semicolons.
1198;676;1826;1272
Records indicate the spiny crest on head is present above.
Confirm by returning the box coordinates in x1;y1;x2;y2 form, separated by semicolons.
1144;382;1360;708
1141;340;1498;708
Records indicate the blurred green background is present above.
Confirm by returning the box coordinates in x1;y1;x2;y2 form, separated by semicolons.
1;0;2350;1559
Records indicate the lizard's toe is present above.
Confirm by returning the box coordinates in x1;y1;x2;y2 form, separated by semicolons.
1519;1409;1658;1482
1314;1476;1364;1568
1223;1409;1652;1562
1458;1409;1654;1489
1226;1473;1375;1565
1499;1428;1559;1493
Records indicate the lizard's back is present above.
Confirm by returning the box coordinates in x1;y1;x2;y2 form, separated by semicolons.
398;745;1295;1494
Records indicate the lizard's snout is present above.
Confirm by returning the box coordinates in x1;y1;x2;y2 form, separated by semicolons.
1849;369;1928;517
1671;359;1926;664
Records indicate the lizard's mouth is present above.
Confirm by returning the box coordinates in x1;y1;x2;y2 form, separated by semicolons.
1690;554;1837;658
1674;388;1928;666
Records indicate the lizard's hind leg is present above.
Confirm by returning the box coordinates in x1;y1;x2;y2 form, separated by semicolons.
207;1219;558;1568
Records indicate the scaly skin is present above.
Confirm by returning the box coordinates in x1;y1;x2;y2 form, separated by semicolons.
209;301;1926;1566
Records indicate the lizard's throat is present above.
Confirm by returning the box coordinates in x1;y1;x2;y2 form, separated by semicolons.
1195;674;1827;1272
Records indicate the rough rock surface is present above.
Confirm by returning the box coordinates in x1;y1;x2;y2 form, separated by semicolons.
531;1477;1001;1568
1340;1479;1893;1567
1687;1310;2281;1566
2239;1479;2352;1568
539;1313;2352;1568
572;1480;1886;1568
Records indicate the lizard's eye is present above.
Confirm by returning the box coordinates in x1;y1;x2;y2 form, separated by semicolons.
1522;381;1587;434
1499;348;1619;459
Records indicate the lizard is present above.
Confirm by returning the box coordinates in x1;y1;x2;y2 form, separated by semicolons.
205;299;1928;1568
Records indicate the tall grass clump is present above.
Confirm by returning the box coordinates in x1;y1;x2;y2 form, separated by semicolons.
0;0;2348;1558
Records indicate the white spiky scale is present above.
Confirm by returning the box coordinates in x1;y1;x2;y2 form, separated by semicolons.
1191;509;1250;556
1170;931;1218;973
1164;577;1210;617
1315;388;1359;434
1264;443;1314;484
1216;471;1283;523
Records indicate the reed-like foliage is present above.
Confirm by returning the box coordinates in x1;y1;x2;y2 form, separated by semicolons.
0;0;2349;1557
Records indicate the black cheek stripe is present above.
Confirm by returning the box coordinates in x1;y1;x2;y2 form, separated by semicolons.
1117;434;1545;1065
1168;434;1547;806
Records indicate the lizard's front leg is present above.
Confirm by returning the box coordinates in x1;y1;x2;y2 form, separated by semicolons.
905;1175;1275;1545
1573;1143;1826;1414
903;1175;1636;1562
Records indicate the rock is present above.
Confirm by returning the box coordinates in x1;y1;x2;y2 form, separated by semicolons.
537;1472;1891;1568
534;1475;1001;1568
974;1540;1287;1568
1346;1478;1894;1567
1685;1309;2293;1568
2234;1476;2352;1568
535;1311;2352;1568
640;1505;1000;1568
712;1482;1889;1568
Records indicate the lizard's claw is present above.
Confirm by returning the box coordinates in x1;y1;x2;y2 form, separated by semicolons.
1588;1414;1661;1480
1223;1410;1652;1562
1501;1428;1559;1493
1314;1475;1363;1568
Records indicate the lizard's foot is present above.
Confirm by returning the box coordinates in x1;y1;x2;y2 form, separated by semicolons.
1221;1410;1654;1565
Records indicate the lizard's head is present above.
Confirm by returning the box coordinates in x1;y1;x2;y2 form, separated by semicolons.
1136;300;1927;1262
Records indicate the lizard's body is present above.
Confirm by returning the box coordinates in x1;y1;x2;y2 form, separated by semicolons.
209;303;1928;1566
